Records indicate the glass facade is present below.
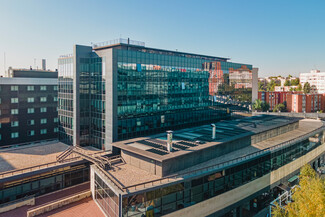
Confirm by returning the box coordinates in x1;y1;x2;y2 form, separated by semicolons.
116;49;250;140
94;173;119;217
58;43;254;148
119;131;324;217
58;57;74;145
79;57;105;148
0;163;89;204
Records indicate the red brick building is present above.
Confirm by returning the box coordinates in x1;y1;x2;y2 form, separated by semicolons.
258;91;325;112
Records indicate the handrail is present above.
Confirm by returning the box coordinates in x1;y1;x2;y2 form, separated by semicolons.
0;139;57;151
0;149;111;179
121;125;325;191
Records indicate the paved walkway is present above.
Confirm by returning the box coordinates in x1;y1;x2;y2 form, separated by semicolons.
37;197;104;217
0;182;91;217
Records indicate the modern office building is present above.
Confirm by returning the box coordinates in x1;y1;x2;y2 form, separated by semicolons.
58;38;257;150
87;115;325;217
0;77;58;146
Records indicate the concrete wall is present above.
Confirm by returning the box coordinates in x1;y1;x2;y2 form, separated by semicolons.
163;142;325;217
253;112;325;119
251;122;299;144
0;196;35;213
121;150;158;175
27;191;91;217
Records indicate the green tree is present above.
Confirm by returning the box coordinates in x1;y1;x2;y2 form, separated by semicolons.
303;82;311;94
291;78;300;86
252;99;262;111
261;102;270;112
273;164;325;217
284;80;291;86
273;103;286;112
297;83;302;91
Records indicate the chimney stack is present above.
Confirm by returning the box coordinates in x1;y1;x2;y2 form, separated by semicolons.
42;59;46;70
167;130;173;152
211;124;216;139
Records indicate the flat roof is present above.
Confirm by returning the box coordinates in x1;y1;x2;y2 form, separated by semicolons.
93;42;230;62
113;115;301;162
107;119;324;190
0;77;58;85
0;141;103;177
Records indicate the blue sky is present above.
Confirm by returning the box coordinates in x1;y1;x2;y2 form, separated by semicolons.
0;0;325;77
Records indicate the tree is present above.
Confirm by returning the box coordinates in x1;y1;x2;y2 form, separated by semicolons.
261;102;270;112
291;78;300;86
303;82;311;94
273;103;286;112
297;84;302;91
273;164;325;217
252;99;262;111
284;80;291;86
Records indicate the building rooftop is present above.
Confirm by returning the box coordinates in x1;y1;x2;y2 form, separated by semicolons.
92;38;230;62
113;115;300;162
104;117;324;193
0;141;104;178
0;77;57;85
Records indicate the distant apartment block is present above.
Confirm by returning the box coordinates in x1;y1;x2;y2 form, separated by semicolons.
0;71;58;146
258;91;325;112
300;70;325;94
286;93;324;113
258;91;290;110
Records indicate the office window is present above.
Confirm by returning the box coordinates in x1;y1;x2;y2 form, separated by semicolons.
0;98;1;104
40;86;47;91
40;118;47;124
27;108;35;114
28;97;34;103
40;129;47;134
11;98;18;103
0;134;1;140
40;97;47;102
27;130;35;136
11;86;18;91
54;118;58;123
27;120;35;125
11;132;19;138
0;123;1;128
40;107;47;113
11;121;19;127
54;127;59;133
27;86;34;91
11;109;19;114
54;96;58;102
53;86;58;91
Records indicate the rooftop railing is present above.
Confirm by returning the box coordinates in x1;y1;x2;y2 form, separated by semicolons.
92;38;145;49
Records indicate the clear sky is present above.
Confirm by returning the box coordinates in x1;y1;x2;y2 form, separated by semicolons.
0;0;324;77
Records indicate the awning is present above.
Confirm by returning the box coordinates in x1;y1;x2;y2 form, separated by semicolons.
288;175;299;183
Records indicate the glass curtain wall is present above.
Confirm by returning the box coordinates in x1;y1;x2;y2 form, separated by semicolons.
116;50;251;141
58;57;74;145
94;174;119;217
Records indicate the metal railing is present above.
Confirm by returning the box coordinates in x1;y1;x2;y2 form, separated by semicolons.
121;125;325;192
92;38;145;48
0;148;110;179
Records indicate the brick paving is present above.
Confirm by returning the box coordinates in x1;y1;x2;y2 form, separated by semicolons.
37;197;105;217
